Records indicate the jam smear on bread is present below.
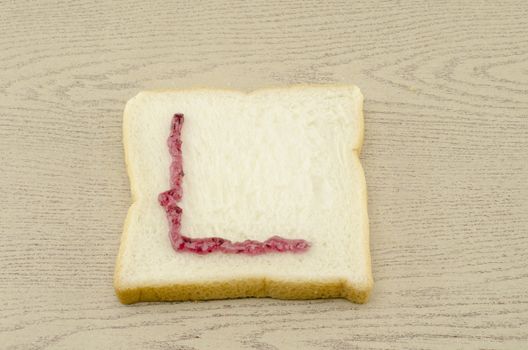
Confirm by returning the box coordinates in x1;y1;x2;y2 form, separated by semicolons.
158;113;310;255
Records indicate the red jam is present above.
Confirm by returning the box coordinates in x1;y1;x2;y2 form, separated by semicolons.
158;113;311;255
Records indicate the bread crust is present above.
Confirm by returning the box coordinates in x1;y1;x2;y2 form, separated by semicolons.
114;85;373;304
116;278;371;304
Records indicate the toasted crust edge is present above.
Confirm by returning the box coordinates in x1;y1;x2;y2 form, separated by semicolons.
115;278;372;304
114;85;373;305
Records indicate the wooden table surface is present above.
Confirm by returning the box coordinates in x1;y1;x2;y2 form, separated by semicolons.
1;1;527;349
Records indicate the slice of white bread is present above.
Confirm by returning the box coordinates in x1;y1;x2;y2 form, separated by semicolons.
114;85;373;304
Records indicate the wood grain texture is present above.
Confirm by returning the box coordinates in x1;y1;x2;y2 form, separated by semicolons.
1;0;527;349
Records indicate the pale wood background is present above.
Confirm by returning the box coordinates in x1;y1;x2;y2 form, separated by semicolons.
1;0;527;349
